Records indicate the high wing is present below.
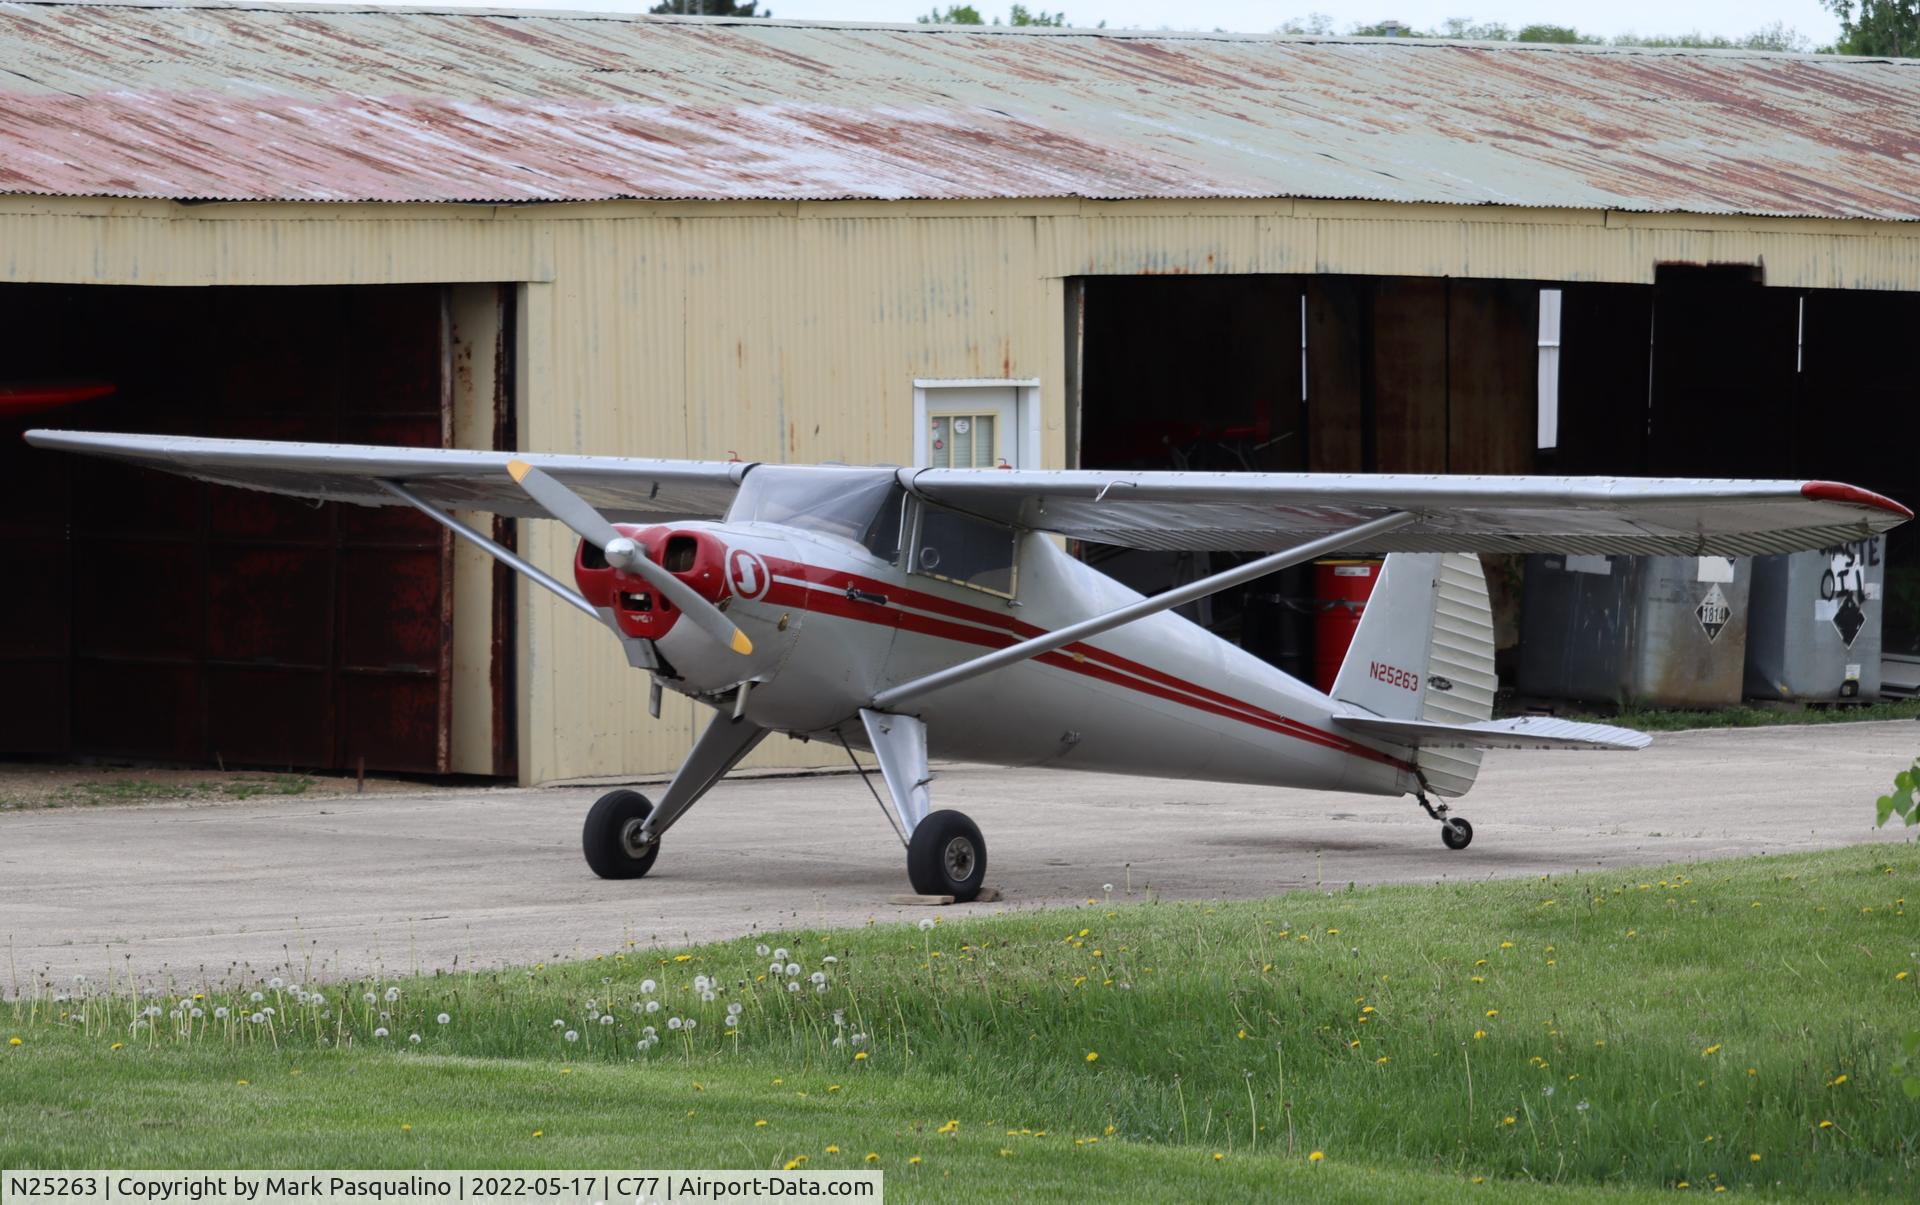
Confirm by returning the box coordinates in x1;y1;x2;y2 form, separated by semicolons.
905;469;1912;556
22;430;746;524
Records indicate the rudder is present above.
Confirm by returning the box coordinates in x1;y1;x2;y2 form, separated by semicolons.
1328;553;1496;797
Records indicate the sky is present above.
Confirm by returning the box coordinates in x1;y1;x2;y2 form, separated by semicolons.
447;1;1847;46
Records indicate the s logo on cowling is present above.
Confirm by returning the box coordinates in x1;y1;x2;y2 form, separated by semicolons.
727;549;771;602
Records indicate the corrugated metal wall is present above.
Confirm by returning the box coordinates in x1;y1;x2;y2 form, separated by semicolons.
10;194;1920;781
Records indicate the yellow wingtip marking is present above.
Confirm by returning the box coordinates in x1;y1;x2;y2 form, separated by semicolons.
730;630;754;655
506;459;531;483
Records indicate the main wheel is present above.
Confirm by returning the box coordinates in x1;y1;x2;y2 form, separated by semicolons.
582;789;661;880
906;809;987;901
1440;817;1474;851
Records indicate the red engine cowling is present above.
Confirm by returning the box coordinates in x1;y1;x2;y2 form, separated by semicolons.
572;524;733;642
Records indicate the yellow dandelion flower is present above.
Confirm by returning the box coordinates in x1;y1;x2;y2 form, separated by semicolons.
825;1145;840;1155
1819;1120;1833;1129
236;1080;250;1087
908;1156;922;1166
1086;1051;1099;1062
1501;1116;1516;1126
401;1124;412;1133
1702;1044;1721;1056
110;1042;124;1051
1361;1006;1376;1014
1678;1181;1690;1189
938;1120;959;1134
532;1130;544;1138
1308;1150;1324;1162
1091;949;1102;958
1376;1056;1390;1065
782;1161;800;1172
1237;1029;1248;1039
755;1120;768;1128
1213;1152;1224;1162
1831;1074;1849;1086
1486;1009;1500;1018
1471;976;1486;984
1104;1125;1116;1135
673;954;691;962
864;1153;878;1164
1898;971;1910;981
1348;1039;1361;1048
1327;928;1340;935
1472;1175;1485;1184
827;1084;841;1092
1474;1030;1486;1040
854;1052;868;1061
998;1148;1013;1157
1749;1153;1761;1163
6;1037;19;1047
1499;941;1514;949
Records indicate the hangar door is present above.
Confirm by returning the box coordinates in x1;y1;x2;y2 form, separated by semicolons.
0;284;465;774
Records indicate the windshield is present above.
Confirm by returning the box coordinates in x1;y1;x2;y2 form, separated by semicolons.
727;465;904;554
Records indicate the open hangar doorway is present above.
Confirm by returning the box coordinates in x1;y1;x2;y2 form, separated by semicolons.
1069;274;1536;688
1071;269;1920;697
0;282;517;777
1545;267;1920;678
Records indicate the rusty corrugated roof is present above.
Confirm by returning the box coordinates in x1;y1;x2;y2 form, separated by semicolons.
3;0;1918;219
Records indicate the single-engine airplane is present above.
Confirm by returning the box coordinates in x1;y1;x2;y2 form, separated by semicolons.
25;428;1912;900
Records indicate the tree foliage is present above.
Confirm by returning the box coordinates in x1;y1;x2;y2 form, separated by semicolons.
1305;14;1812;52
920;5;1070;26
1822;0;1920;55
649;1;770;15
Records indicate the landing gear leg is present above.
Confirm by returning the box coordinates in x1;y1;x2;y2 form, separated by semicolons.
582;707;769;880
1417;792;1474;851
858;708;988;901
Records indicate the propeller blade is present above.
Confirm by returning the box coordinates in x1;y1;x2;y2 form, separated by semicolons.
507;460;752;656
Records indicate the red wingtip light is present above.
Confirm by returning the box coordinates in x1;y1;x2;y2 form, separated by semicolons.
1801;481;1914;520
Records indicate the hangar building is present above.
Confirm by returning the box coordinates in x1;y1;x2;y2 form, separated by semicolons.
3;2;1918;783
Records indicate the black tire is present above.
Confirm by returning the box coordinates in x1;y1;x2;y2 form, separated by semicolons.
906;809;987;901
582;789;661;880
1440;817;1474;851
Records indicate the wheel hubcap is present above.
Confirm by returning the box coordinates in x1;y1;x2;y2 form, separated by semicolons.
942;836;976;882
621;818;655;859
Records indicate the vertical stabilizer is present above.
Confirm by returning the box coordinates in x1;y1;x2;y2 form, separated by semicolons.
1330;553;1496;797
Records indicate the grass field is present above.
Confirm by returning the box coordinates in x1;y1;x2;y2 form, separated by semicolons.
6;844;1919;1201
1561;699;1920;732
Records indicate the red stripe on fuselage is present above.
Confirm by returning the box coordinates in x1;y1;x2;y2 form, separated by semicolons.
759;558;1411;773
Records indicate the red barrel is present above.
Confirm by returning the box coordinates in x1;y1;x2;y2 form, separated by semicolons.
1312;559;1383;694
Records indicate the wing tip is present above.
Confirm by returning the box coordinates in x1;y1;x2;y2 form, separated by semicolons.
1801;480;1913;521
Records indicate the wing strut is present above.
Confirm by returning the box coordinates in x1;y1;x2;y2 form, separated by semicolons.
376;480;601;620
869;509;1417;711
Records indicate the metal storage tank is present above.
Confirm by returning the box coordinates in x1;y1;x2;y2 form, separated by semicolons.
1744;537;1886;702
1517;555;1752;708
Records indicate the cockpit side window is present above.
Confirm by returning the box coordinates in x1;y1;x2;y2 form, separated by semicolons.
861;484;907;565
910;499;1017;597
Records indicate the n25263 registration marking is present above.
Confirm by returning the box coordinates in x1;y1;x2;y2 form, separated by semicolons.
1369;661;1420;692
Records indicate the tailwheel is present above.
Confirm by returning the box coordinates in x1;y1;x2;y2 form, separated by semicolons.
906;809;987;901
582;788;661;880
1440;817;1474;851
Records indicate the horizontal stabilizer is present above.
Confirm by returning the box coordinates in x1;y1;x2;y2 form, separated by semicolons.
1332;712;1652;752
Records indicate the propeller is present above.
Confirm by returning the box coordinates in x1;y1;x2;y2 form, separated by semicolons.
507;459;753;655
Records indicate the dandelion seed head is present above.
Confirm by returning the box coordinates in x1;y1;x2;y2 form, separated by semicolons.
374;1027;389;1038
810;971;826;985
214;1007;229;1019
755;944;770;957
408;1033;421;1045
640;979;657;994
436;1013;450;1025
268;977;284;989
250;991;264;1003
787;982;800;993
701;990;717;1003
786;963;802;977
773;948;789;961
645;1001;661;1014
564;1029;579;1042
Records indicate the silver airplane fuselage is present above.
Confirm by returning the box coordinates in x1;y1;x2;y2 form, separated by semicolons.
579;514;1414;801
